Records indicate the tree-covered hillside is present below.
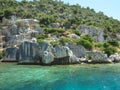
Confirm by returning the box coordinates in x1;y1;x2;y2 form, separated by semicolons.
0;0;120;56
0;0;120;34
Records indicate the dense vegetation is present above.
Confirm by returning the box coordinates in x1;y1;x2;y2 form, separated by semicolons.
0;0;120;56
0;51;4;59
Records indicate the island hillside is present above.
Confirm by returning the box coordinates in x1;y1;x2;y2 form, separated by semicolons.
0;0;120;64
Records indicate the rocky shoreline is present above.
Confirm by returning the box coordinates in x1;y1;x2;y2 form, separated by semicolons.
1;41;120;65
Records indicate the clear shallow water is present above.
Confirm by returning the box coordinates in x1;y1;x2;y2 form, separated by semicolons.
0;63;120;90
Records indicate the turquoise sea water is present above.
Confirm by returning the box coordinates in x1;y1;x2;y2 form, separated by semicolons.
0;62;120;90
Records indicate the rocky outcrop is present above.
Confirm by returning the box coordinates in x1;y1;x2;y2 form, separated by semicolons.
66;43;86;58
109;53;120;62
52;45;73;64
54;46;70;58
69;55;80;64
3;47;18;62
17;41;74;65
18;41;41;64
51;23;60;28
87;51;110;63
42;51;54;64
67;34;80;40
77;25;104;42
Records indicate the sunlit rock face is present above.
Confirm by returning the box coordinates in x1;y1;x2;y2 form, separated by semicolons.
86;51;109;63
67;34;80;40
77;25;104;42
18;41;41;64
54;46;70;58
109;53;120;62
42;51;54;64
69;55;80;64
17;41;77;65
3;47;18;62
66;43;86;58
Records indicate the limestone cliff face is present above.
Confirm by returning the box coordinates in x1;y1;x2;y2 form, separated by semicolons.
16;41;80;64
77;25;105;42
66;43;86;58
18;41;40;64
3;47;18;61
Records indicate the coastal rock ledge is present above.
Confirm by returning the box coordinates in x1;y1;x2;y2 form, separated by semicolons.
2;41;120;65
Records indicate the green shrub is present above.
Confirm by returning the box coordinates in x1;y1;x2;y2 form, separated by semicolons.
107;39;119;47
104;46;117;56
77;38;93;50
81;34;95;43
36;34;48;43
50;41;59;47
103;42;110;48
37;34;48;39
0;51;4;59
72;30;81;36
87;53;92;60
59;37;75;44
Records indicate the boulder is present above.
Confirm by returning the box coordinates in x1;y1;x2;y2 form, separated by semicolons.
11;24;18;35
51;45;72;64
38;41;53;57
51;23;60;28
67;34;80;40
35;26;43;34
109;53;120;62
69;55;80;64
42;51;54;64
54;46;70;58
3;47;18;62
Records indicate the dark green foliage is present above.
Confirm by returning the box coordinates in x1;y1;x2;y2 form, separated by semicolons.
77;38;92;50
81;34;95;43
59;37;75;44
0;51;4;59
0;24;2;29
36;34;48;43
39;15;56;27
107;39;119;47
103;42;110;48
50;41;59;47
0;0;120;37
72;30;81;36
87;53;92;60
77;34;95;50
104;46;117;56
37;34;48;39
